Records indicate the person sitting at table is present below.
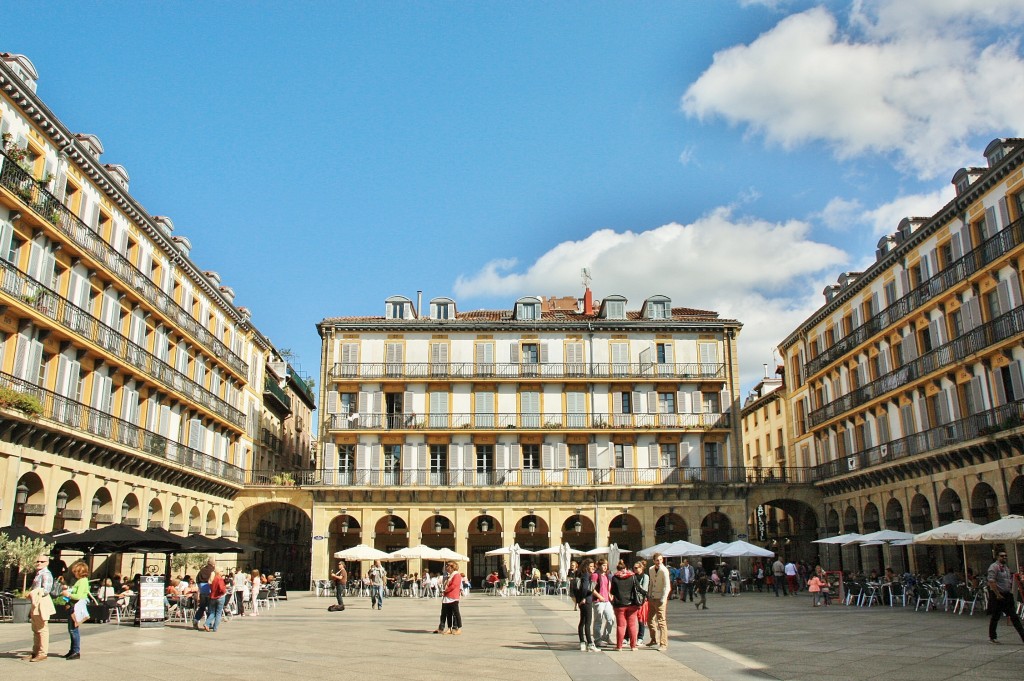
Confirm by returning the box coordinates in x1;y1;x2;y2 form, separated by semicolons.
97;578;116;601
486;571;500;591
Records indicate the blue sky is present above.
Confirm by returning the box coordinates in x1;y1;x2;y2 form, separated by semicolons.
4;0;1024;394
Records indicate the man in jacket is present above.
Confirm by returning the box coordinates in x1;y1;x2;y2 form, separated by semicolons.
680;558;696;602
27;553;55;662
647;553;671;650
192;557;216;630
330;560;347;611
987;550;1024;644
772;557;787;596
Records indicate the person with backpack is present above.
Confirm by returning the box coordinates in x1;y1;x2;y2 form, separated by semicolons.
610;560;643;651
572;559;597;651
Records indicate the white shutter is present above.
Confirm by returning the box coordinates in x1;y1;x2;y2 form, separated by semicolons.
676;390;687;413
539;342;549;364
372;391;383;414
404;391;415;415
648;443;659;468
993;368;1008;406
542;443;553;469
355;443;368;469
647;391;657;414
699;342;718;365
509;443;521;470
1010;361;1024;402
692;390;703;414
495;442;507;470
327;390;339;414
187;418;203;450
555;443;567;469
587;442;598;468
401;442;414;470
369;443;381;472
985;206;998;238
998;198;1010;230
509;341;519;364
962;297;981;331
612;392;623;414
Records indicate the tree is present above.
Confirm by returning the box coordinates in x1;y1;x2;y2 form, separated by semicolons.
0;535;55;594
171;553;213;574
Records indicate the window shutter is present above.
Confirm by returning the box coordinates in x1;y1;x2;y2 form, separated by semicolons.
587;443;598;468
993;368;1008;406
327;391;339;414
985;206;998;238
509;341;519;364
417;443;427;471
401;443;414;470
851;307;861;330
355;443;368;469
449;443;461;470
720;390;729;413
903;331;918;362
899;270;911;296
647;391;657;414
692;390;703;414
187;418;203;450
870;293;880;316
648;443;659;468
962;297;981;331
372;391;383;414
539;342;549;364
1010;361;1024;401
914;393;930;430
541;443;553;469
556;443;567;469
404;391;415;415
358;391;369;414
509;443;521;470
322;443;337;472
877;411;890;443
676;390;686;413
623;444;633;467
1002;271;1022;309
950;230;963;261
495;442;507;471
612;391;623;414
998;198;1010;230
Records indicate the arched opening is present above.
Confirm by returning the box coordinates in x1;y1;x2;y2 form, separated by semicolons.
969;482;999;524
700;512;731;545
418;515;452;576
909;494;936;574
12;472;45;530
654;513;688;543
560;513;595;552
168;502;184;533
753;500;818;567
188;506;202;534
329;514;362;577
515;514;550;575
53;480;82;532
883;498;908;573
862;503;881;532
1009;475;1024;515
608;513;641;552
205;510;218;536
220;512;231;536
89;487;113;529
468;515;502;587
884;499;905;531
841;506;860;572
860;502;883;574
825;508;840;536
237;502;313;590
937;488;963;523
147;498;163;530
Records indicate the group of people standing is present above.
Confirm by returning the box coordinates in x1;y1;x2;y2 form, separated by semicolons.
570;552;673;652
25;551;90;662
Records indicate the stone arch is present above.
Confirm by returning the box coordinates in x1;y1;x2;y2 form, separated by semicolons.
418;514;453;550
752;498;818;563
120;492;141;526
168;502;184;533
205;509;217;536
654;513;688;543
13;471;45;530
371;514;409;553
608;513;642;552
884;498;905;531
54;479;83;532
937;487;963;523
220;512;231;535
909;494;932;533
1009;475;1024;515
969;481;999;523
236;501;313;589
147;497;164;530
843;506;859;533
700;512;731;546
825;508;840;535
188;505;201;533
862;502;881;532
328;513;362;570
467;515;503;586
90;487;113;527
514;513;549;552
560;513;595;551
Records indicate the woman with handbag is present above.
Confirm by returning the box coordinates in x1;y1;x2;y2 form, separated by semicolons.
572;559;597;651
610;560;642;651
62;560;91;660
632;561;650;645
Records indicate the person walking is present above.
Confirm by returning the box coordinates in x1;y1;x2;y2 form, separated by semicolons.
573;559;597;651
591;559;615;647
435;562;463;634
680;558;695;602
633;560;650;645
987;550;1024;644
610;560;643;651
233;569;249;616
772;557;788;596
204;569;227;632
368;560;387;610
26;553;55;662
62;560;91;660
785;559;799;595
807;570;825;607
695;568;709;610
249;569;262;615
192;557;216;629
646;552;671;651
331;560;348;611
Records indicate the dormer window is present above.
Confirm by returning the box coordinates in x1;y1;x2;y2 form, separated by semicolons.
600;295;627;320
430;297;455;320
644;296;671;320
515;297;541;320
385;295;414;319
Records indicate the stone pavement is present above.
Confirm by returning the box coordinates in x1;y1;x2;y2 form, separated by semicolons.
0;590;1021;680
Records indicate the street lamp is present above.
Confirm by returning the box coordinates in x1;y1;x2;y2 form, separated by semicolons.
341;518;349;535
388;518;396;533
90;496;101;528
573;517;582;533
480;519;489;533
53;489;68;531
121;500;130;523
434;520;442;534
13;482;29;527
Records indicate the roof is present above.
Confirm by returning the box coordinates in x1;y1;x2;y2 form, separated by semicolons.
321;305;728;325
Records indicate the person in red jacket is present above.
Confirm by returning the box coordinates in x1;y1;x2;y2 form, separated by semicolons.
434;561;464;634
203;569;228;632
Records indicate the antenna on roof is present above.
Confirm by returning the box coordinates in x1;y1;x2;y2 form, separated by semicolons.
581;267;592;290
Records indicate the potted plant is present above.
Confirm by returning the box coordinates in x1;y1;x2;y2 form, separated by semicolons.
0;535;55;623
0;386;44;417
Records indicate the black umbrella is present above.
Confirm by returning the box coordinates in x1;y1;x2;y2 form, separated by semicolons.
0;525;47;541
184;533;226;553
208;536;256;553
52;523;184;554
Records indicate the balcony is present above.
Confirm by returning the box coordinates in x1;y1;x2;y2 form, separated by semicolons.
244;465;810;487
329;361;726;381
808;302;1024;428
811;398;1024;482
264;376;292;412
0;257;246;429
287;365;315;404
0;150;248;378
326;410;730;432
0;370;244;485
805;215;1024;378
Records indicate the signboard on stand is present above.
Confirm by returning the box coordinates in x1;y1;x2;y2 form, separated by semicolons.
136;575;165;628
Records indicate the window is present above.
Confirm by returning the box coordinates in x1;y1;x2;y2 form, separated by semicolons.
702;391;720;413
522;444;540;469
606;300;625;319
704;442;720;467
475;445;493;472
333;444;353;472
429;444;448;472
647;300;670;319
569;444;585;469
656;342;671;364
387;301;405;319
521;343;539;365
432;302;451;319
950;309;964;339
384;444;401;473
884;281;897;307
660;443;678;468
614;444;626;468
658;392;676;413
516;301;539;319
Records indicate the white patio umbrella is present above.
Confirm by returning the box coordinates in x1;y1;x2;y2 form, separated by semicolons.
812;532;863;544
533;546;564;555
660;540;711;558
436;548;471;562
484;545;538;556
913;520;985;575
847;530;916;572
608;543;623;571
719;540;775;558
583;546;632;556
389;545;442;560
334;544;394;561
703;541;730;556
557;542;576;581
509;543;525;587
637;542;673;559
961;515;1024;569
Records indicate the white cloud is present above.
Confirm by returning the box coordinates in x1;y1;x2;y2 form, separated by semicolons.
454;208;848;390
678;145;697;166
683;2;1024;178
857;186;956;236
817;197;863;231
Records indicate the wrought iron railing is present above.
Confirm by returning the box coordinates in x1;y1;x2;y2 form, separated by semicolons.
805;215;1024;378
264;376;292;411
326;411;730;431
287;365;315;404
0;370;244;484
811;398;1024;481
809;303;1024;427
0;257;245;427
0;149;248;377
329;361;726;381
244;465;809;487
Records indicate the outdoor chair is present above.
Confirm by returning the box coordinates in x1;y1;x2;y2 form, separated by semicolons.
844;582;863;606
913;585;933;612
859;583;880;607
888;582;908;607
254;588;270;613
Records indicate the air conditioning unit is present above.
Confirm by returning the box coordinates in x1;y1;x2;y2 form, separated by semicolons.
847;456;858;471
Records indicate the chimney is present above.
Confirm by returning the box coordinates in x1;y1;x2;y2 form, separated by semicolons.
583;287;594;315
417;290;422;319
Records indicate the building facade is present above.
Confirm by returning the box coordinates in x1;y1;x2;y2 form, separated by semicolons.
779;138;1024;575
0;53;293;573
302;290;781;584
